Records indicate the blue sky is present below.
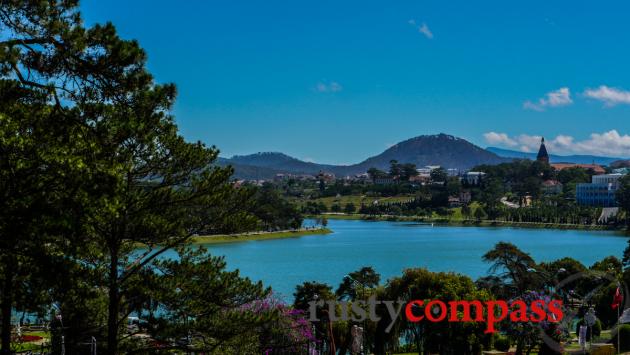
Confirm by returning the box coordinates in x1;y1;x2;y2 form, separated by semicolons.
80;0;630;164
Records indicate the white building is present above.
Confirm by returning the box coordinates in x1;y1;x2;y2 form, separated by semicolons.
447;168;459;177
417;165;441;175
592;173;623;187
464;171;486;185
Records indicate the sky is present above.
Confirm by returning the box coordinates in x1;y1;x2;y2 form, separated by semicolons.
80;0;630;164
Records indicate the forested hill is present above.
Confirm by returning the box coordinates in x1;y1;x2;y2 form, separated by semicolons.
220;134;511;179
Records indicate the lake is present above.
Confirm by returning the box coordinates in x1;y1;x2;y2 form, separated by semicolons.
170;219;630;301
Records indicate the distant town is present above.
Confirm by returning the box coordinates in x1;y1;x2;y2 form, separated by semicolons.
232;137;630;221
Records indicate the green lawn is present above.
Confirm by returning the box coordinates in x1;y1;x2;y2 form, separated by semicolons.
11;331;50;352
191;228;332;244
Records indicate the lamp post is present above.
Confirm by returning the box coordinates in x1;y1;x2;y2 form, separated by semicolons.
344;275;368;355
52;304;65;355
584;307;596;350
313;294;336;355
526;267;566;294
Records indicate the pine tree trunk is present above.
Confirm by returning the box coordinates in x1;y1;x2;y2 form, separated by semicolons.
107;248;119;355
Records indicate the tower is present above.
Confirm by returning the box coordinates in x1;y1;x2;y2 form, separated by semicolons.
536;137;549;164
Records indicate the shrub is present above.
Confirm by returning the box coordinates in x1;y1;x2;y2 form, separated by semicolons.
494;336;510;352
612;324;630;353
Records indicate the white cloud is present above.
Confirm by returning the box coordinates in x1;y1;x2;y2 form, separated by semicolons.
408;19;433;39
523;87;572;111
483;130;630;157
419;23;434;39
315;81;342;93
483;132;518;147
584;85;630;106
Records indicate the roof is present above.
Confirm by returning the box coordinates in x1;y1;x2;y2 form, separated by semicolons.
551;163;606;174
537;141;549;160
542;180;562;186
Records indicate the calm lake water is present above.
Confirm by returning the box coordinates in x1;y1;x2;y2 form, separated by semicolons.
167;219;630;301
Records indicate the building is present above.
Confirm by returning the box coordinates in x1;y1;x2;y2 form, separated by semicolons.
613;167;630;175
536;137;550;164
317;171;336;184
551;163;606;175
576;173;624;207
274;173;292;182
464;171;486;185
447;168;459;177
373;177;396;185
542;180;563;195
353;173;371;183
459;191;472;204
409;173;431;184
417;165;441;175
536;138;607;174
448;197;462;207
592;173;624;185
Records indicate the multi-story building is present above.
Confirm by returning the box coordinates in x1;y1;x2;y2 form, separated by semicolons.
416;165;441;175
592;174;623;186
447;168;459;177
464;171;486;186
576;173;624;207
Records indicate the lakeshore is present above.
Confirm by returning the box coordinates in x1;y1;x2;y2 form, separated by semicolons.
313;213;626;232
191;227;332;244
200;219;629;299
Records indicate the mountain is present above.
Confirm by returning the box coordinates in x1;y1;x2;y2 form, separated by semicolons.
609;160;630;169
221;134;511;179
228;152;337;175
216;158;293;180
486;147;621;166
349;134;509;172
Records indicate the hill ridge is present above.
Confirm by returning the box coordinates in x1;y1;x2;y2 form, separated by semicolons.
219;133;510;179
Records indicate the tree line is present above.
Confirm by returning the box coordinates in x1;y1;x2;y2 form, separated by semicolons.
0;2;303;354
293;242;630;355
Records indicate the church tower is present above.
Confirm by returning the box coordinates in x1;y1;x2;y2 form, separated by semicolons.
536;137;549;164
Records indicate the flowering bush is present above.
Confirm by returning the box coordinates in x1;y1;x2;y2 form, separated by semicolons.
20;335;43;342
245;293;318;354
502;290;569;355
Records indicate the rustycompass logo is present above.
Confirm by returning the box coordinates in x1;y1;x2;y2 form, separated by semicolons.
308;297;564;334
307;268;629;353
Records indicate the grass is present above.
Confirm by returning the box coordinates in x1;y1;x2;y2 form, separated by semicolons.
12;342;46;352
310;198;619;231
11;331;50;352
191;228;332;244
304;194;416;210
306;194;620;231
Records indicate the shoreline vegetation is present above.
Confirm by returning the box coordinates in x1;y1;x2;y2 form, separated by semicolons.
191;227;332;244
313;213;627;232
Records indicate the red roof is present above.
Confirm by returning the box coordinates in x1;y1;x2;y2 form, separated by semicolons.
551;163;605;174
